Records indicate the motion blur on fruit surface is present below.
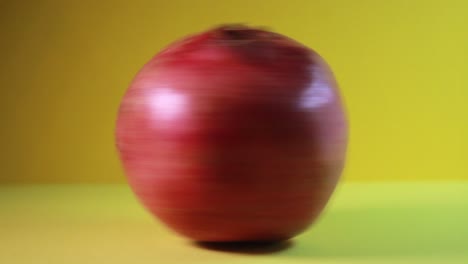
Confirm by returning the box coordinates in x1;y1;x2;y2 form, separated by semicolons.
115;24;348;242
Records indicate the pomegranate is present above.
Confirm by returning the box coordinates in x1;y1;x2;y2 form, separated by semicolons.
116;25;348;242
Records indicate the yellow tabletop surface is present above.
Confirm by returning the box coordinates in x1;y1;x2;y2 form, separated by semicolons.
1;182;467;264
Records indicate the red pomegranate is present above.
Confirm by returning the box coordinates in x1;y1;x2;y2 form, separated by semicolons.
116;25;348;242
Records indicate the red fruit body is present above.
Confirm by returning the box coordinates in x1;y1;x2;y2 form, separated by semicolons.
116;25;348;242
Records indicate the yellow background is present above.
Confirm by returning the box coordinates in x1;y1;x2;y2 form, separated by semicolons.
1;0;466;183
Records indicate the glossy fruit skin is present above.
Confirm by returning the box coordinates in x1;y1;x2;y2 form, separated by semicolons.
116;25;348;242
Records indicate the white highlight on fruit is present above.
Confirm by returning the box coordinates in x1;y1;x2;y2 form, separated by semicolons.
300;66;333;109
149;88;187;121
300;83;333;109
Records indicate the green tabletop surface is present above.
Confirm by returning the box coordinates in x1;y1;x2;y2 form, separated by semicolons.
1;182;467;263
